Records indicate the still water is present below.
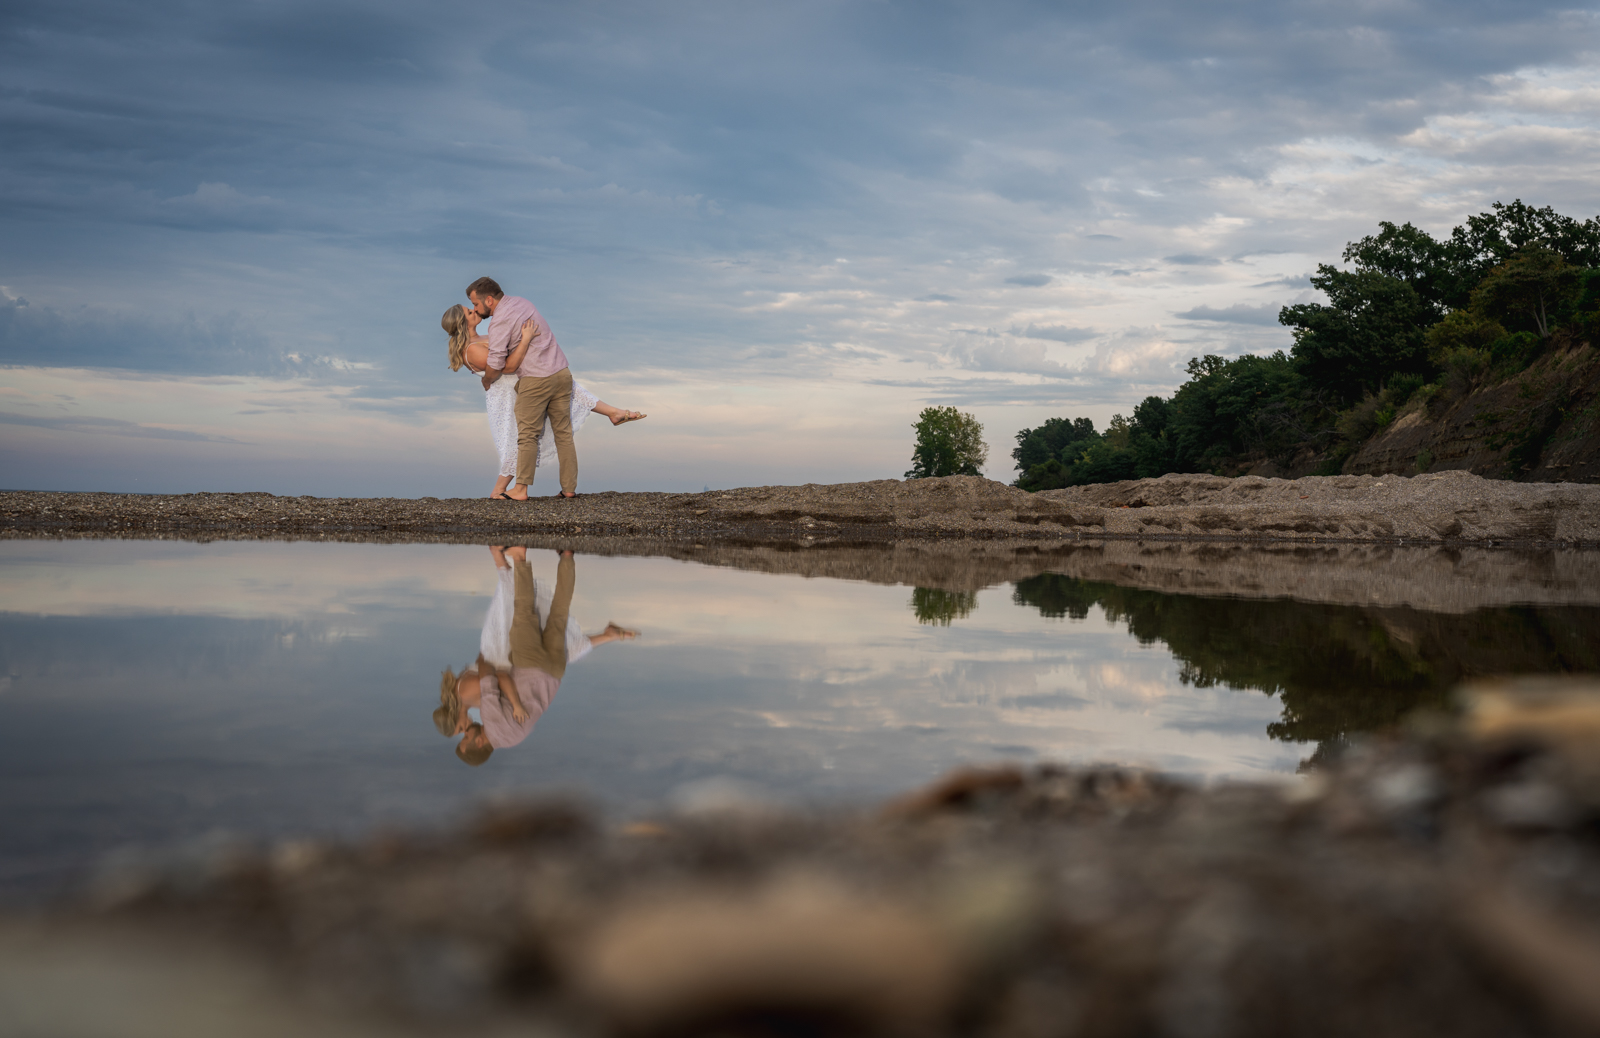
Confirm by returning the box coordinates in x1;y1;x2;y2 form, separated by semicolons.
2;538;1597;899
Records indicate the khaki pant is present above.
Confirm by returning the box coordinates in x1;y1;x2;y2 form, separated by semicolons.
509;553;572;682
514;367;578;493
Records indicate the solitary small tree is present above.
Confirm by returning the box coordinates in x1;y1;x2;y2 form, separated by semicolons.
906;406;987;478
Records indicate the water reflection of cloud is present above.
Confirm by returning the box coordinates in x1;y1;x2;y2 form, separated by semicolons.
0;540;489;621
0;542;1309;819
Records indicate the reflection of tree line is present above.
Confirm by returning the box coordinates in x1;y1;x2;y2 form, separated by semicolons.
913;574;1600;759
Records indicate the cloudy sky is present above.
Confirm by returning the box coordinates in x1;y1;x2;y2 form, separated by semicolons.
3;0;1598;496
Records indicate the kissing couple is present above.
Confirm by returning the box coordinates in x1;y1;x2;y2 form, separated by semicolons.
442;276;646;500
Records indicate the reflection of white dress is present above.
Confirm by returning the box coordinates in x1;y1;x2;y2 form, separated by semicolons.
480;371;600;477
478;567;592;669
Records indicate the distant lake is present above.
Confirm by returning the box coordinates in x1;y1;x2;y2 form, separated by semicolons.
2;539;1596;901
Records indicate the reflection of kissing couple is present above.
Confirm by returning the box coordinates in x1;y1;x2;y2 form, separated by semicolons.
435;547;637;767
442;277;646;500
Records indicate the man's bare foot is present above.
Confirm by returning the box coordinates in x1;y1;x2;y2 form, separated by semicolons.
504;485;530;501
609;410;646;426
506;546;527;564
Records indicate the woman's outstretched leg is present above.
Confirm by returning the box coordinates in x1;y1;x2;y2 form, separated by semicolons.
592;400;647;426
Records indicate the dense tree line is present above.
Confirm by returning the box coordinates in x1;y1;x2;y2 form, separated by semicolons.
1013;201;1600;490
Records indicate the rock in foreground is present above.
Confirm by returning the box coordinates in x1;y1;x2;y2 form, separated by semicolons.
5;678;1600;1038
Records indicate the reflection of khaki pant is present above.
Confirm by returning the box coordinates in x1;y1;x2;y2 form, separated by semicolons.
509;553;572;681
514;367;577;493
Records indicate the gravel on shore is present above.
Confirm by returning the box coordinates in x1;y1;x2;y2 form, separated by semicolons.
5;676;1600;1038
3;470;1600;547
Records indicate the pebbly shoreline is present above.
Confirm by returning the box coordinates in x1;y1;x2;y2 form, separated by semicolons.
4;470;1600;547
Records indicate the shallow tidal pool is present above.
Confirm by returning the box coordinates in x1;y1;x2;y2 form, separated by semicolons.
2;538;1596;900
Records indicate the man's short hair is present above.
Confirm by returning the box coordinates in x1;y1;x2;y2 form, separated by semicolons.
466;277;504;300
456;724;493;767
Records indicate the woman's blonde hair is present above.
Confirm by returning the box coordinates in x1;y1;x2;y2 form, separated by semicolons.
442;304;472;372
434;667;462;736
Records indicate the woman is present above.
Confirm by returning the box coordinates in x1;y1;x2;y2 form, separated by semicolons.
442;304;646;499
434;545;639;766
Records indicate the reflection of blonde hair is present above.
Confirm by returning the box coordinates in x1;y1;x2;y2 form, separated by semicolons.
456;724;493;766
434;667;461;736
441;304;473;372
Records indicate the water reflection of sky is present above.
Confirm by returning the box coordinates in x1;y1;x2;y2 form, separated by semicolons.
9;538;1591;900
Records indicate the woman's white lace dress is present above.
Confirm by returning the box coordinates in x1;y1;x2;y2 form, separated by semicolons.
483;375;600;476
478;565;592;669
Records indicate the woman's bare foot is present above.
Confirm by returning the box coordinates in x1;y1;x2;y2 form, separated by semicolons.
491;476;513;499
593;401;647;425
604;623;639;639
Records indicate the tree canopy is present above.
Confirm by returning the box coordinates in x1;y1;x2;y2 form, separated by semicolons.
906;406;987;479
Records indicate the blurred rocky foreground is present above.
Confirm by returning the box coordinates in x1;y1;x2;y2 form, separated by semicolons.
5;679;1600;1038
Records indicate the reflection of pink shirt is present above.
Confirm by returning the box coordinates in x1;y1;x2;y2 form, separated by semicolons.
485;295;569;379
479;671;559;749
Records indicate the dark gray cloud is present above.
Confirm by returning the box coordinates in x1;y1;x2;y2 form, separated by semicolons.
1173;303;1284;325
0;296;290;376
0;411;243;442
1164;254;1223;266
1005;274;1054;286
0;294;297;374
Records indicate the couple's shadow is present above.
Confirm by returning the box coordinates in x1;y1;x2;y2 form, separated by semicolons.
436;547;637;766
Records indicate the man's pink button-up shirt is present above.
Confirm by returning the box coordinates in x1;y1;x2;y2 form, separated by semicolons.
486;295;569;379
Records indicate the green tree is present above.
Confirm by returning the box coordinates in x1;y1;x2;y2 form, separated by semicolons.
1448;200;1600;300
1011;416;1097;474
1469;245;1582;338
1280;268;1433;406
1424;309;1506;364
1341;220;1458;312
1166;352;1306;469
906;406;987;478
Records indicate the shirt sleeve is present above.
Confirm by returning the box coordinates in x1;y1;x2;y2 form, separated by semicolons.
485;315;514;371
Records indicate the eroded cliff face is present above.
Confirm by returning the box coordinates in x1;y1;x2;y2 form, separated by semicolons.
1342;339;1600;482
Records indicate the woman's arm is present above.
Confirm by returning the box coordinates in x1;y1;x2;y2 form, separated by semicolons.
496;671;530;724
502;319;537;373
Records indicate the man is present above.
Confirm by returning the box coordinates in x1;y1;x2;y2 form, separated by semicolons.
491;548;577;753
468;276;578;499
